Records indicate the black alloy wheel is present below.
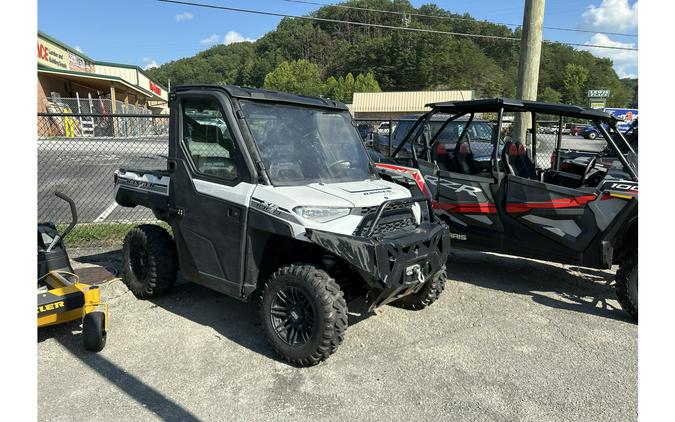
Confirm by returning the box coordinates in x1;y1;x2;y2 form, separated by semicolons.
270;286;315;346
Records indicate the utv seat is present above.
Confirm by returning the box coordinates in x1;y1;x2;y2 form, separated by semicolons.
449;139;481;175
514;142;537;180
500;140;518;175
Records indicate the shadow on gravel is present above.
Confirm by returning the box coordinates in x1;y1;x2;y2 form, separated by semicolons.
73;248;376;365
446;250;635;323
39;322;201;421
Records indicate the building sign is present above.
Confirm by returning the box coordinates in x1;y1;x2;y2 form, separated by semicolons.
68;52;86;71
38;36;95;72
588;89;610;98
604;108;638;132
37;40;68;70
590;101;606;109
149;81;162;96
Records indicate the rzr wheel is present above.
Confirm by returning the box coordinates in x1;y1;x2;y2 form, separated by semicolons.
122;224;177;299
616;252;638;320
260;264;348;367
390;267;447;310
83;311;107;352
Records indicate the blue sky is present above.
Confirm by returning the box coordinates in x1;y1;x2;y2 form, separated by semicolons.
37;0;638;78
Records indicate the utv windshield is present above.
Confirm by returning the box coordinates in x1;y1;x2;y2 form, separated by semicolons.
240;100;375;186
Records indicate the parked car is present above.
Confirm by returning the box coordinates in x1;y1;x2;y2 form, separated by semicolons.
581;124;603;139
569;123;586;136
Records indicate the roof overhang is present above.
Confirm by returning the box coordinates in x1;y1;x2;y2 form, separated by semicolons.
38;65;165;101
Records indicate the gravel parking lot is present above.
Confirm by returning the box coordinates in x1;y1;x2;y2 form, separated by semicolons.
38;248;637;422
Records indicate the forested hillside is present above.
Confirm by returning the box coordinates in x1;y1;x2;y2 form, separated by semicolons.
147;0;636;107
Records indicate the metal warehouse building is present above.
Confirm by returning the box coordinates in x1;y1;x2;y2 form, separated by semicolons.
348;90;474;120
37;31;168;116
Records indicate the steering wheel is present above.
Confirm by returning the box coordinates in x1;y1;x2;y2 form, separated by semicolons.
580;156;598;186
328;159;351;172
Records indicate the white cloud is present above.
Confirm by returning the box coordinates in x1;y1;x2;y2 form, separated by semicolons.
175;12;194;22
223;30;255;45
142;58;158;70
200;33;220;44
582;0;638;32
74;45;84;53
582;33;638;78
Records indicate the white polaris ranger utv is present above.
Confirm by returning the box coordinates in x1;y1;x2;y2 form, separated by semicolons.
114;85;449;366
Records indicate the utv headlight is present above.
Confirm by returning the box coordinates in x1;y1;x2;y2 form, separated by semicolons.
293;206;351;223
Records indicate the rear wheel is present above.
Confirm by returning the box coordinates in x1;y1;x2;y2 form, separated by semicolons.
260;264;348;367
390;268;447;310
82;311;106;352
122;224;178;299
588;131;598;140
616;252;638;320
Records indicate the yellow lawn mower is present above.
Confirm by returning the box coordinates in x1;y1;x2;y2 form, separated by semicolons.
37;192;108;352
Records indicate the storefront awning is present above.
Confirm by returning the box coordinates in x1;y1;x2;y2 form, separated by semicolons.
38;64;165;101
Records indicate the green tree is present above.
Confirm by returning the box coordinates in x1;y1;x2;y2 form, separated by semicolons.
562;63;589;106
538;86;561;103
263;59;323;96
354;72;382;94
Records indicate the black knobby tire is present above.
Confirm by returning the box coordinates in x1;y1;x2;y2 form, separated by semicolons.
259;264;348;367
122;224;178;299
83;311;107;352
615;252;638;319
390;268;447;310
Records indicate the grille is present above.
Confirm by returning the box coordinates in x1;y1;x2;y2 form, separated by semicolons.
361;201;412;216
354;200;418;237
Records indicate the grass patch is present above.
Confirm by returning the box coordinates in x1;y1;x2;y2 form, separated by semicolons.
57;221;172;247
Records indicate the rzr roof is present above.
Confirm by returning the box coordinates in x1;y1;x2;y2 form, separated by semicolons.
175;84;348;111
426;97;617;122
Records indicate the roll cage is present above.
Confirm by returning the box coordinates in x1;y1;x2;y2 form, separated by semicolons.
391;98;638;182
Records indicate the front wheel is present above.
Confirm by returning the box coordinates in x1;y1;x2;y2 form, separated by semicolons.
588;131;598;140
616;252;638;320
390;268;447;310
82;311;107;352
259;264;348;367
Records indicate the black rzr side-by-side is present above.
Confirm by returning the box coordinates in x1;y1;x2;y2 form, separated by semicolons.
370;97;638;319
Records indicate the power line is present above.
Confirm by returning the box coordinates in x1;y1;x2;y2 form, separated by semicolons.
156;0;638;51
280;0;638;38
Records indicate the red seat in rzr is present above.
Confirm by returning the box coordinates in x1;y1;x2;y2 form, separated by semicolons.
450;139;481;175
514;142;537;179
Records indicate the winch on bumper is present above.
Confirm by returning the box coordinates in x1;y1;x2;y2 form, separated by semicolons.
305;197;450;310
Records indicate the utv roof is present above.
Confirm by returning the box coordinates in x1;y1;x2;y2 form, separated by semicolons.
398;113;488;121
174;84;348;111
425;97;617;122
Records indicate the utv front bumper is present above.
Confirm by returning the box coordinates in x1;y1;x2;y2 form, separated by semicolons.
306;198;449;310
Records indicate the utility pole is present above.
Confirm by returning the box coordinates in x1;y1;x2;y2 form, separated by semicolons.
514;0;545;148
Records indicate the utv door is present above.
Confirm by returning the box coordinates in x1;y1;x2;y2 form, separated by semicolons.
500;174;600;265
400;121;505;251
429;169;505;252
168;91;255;296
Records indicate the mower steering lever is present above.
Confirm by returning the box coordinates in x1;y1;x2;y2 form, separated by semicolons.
46;192;78;252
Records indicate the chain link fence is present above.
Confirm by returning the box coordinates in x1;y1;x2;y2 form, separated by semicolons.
38;112;169;247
